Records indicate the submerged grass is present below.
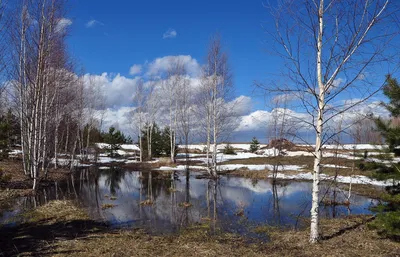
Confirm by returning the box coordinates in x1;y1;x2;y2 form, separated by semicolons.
101;203;117;210
140;199;154;205
24;200;90;223
178;202;193;208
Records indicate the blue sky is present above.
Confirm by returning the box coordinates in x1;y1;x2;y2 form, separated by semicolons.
67;0;277;111
61;0;395;143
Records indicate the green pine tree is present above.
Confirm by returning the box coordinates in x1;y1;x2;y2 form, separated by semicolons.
370;75;400;241
249;137;260;153
375;75;400;156
103;127;126;157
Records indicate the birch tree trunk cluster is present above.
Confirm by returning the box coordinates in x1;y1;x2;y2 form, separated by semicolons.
7;0;98;190
199;36;234;177
132;36;235;175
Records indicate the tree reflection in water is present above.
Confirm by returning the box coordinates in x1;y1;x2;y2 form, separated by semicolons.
1;167;381;237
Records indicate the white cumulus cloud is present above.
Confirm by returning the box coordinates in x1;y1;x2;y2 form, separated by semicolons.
163;28;177;39
56;18;72;33
147;55;200;77
83;73;141;108
86;19;104;28
129;64;142;76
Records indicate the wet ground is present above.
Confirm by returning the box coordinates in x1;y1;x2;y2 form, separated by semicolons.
0;166;381;239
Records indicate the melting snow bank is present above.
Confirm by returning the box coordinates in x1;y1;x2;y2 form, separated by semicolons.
321;164;350;169
155;165;208;171
271;172;398;187
154;165;396;187
217;164;305;171
155;164;305;172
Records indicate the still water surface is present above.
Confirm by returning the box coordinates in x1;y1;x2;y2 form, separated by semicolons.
1;166;380;237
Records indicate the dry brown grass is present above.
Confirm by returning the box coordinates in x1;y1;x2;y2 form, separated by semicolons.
0;188;20;204
23;200;90;224
101;203;117;209
220;167;303;180
179;202;193;208
0;159;71;185
3;200;400;257
338;184;387;200
140;199;154;205
46;213;400;257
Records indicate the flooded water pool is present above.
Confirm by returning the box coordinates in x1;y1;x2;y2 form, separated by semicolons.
0;166;381;238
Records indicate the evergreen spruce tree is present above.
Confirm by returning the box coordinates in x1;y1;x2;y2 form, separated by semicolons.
140;124;176;160
0;110;20;159
103;127;126;157
375;75;400;156
249;137;260;153
369;75;400;240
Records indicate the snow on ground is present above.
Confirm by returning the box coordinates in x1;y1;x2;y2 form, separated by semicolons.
155;165;208;171
8;149;22;155
125;160;138;164
120;144;140;151
271;172;397;187
95;143;140;152
256;148;280;156
176;153;206;158
299;144;387;150
50;158;92;167
190;152;266;164
154;163;397;186
285;151;314;157
322;152;360;159
323;144;387;150
217;164;305;172
178;143;268;152
96;157;126;163
217;152;262;161
321;164;350;169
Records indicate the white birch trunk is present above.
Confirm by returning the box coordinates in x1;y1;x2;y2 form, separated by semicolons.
310;0;325;243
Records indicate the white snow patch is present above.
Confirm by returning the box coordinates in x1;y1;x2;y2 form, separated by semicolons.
178;143;267;152
323;144;387;150
125;160;138;164
95;143;140;152
217;164;305;171
285;151;314;157
271;172;397;187
9;149;22;155
321;164;350;169
256;148;280;156
97;157;126;163
155;165;208;171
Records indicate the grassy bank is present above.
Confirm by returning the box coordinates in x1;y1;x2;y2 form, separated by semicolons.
0;200;399;256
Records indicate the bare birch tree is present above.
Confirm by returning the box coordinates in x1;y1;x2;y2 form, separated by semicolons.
262;0;399;243
132;79;146;162
10;0;77;189
201;35;234;176
177;73;193;167
144;79;160;161
164;61;186;163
